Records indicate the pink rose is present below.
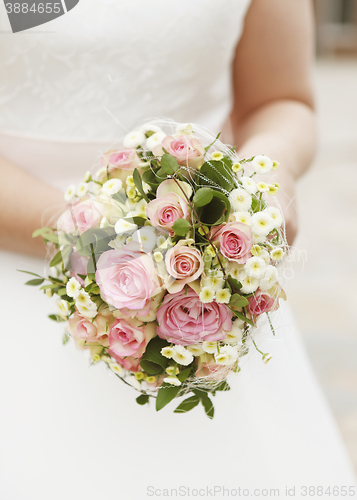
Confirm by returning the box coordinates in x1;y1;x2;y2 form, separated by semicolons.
67;312;112;346
210;221;253;263
70;252;89;286
57;198;104;235
145;193;190;235
95;243;160;313
109;317;156;358
101;148;140;171
165;242;204;293
154;135;205;170
156;288;232;346
248;287;283;321
107;351;141;372
195;354;231;381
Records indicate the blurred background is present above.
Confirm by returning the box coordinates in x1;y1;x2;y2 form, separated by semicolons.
289;0;357;473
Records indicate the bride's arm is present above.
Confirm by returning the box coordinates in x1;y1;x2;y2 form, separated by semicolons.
231;0;316;244
0;157;64;256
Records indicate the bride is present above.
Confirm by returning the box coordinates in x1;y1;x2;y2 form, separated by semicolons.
0;1;356;498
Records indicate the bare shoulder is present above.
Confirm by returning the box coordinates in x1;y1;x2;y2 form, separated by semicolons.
232;0;315;120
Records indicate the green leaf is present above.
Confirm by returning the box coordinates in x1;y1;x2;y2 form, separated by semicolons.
199;160;235;192
172;218;191;236
25;278;45;286
140;337;170;375
204;132;221;153
133;168;150;203
177;366;193;383
201;393;215;419
40;284;59;291
228;307;254;327
229;294;249;308
156;384;181;411
160;153;179;175
196;191;230;226
57;288;68;297
17;269;43;278
214;380;230;392
48;314;66;322
62;332;70;345
136;394;150;406
50;250;64;267
227;276;242;291
174;395;200;414
32;227;59;244
142;169;160;189
193;187;214;208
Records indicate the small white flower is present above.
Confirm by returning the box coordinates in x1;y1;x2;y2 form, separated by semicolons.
232;162;242;173
146;131;166;151
140;122;163;135
66;277;81;298
260;265;278;291
161;347;175;359
153;251;163;263
126;236;133;244
240;275;259;294
214;345;238;366
272;160;280;170
77;303;97;319
109;362;125;376
267;184;279;196
251;244;262;257
57;299;70;317
95;166;107;182
251;212;275;237
244;256;267;279
187;344;205;356
83;171;92;183
229;188;252;212
215;289;231;304
114;219;138;235
127;186;136;199
156;235;167;248
172;345;194;366
175;123;195;136
265;206;283;229
142;181;151;194
233;211;251;225
203;341;218;354
251;155;273;175
77;182;89;198
108;235;126;250
123;129;146;149
126;175;135;187
166;366;179;376
199;287;215;303
253;234;266;244
132;226;156;253
257;182;269;193
90;182;102;197
64;184;76;203
100;217;109;229
75;290;93;308
201;273;224;291
260;249;271;265
229;265;246;282
102;178;123;196
164;376;181;386
211;151;224;161
271;248;285;262
224;322;243;345
84;276;92;287
240;176;257;194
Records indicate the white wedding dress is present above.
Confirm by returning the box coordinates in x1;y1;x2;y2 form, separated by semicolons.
0;2;356;499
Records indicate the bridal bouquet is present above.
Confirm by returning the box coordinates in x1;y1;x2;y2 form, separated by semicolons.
23;120;287;418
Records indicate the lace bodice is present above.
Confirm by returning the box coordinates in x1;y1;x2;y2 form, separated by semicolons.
0;0;251;141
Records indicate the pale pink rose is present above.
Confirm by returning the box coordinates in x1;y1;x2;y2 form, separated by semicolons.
67;312;112;346
248;286;284;322
57;198;104;235
95;243;160;312
107;351;141;372
101;148;140;171
165;243;204;293
108;317;156;358
210;221;253;263
157;288;232;346
195;354;231;381
145;193;190;234
153;135;205;170
70;252;89;286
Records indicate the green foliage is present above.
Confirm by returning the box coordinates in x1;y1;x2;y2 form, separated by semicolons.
48;314;66;322
17;269;43;279
62;332;70;345
228;307;254;327
32;227;59;244
155;383;181;411
198;160;235;192
133;168;150;203
172;218;191;236
227;276;242;291
25;278;45;286
174;395;200;414
160;153;179;175
140;336;170;375
204;132;221;153
195;190;230;226
229;294;249;308
136;394;150;406
193;187;214;208
193;389;215;419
